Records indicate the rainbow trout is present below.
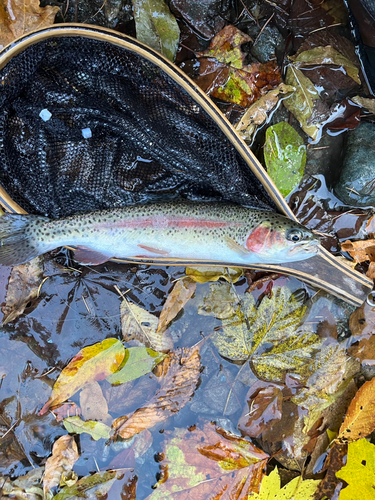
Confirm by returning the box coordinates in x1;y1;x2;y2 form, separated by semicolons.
0;201;320;266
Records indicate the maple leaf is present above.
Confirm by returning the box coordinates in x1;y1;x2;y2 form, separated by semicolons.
39;338;125;415
336;439;375;500
112;347;200;439
147;422;268;499
338;378;375;441
249;466;319;499
213;287;321;381
43;435;79;499
157;277;196;333
0;0;59;49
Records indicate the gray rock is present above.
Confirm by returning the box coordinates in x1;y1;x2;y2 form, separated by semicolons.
334;122;375;207
246;25;285;63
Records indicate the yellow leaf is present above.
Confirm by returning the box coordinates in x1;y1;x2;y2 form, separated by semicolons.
186;266;243;284
157;277;196;332
336;439;375;500
338;378;375;441
39;339;125;415
250;467;319;499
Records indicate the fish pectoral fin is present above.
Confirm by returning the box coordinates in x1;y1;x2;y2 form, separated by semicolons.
224;236;249;256
137;244;170;256
73;247;113;265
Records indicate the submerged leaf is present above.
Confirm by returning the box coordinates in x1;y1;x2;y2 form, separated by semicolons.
157;277;196;332
0;0;59;49
80;381;112;424
336;439;375;500
63;416;111;441
214;287;320;381
43;435;79;499
53;470;125;500
186;266;243;284
1;468;44;499
133;0;180;61
264;121;306;197
112;347;200;439
338;378;375;441
148;422;268;499
2;256;43;326
39;339;125;415
106;346;167;385
198;281;238;319
250;467;319;499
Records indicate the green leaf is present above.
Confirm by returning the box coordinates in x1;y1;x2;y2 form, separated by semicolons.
198;281;239;319
250;467;320;499
213;287;321;381
292;46;360;85
53;471;120;499
106;346;167;385
39;339;125;415
132;0;180;61
264;121;306;197
63;416;111;441
186;266;243;284
283;65;320;140
336;439;375;500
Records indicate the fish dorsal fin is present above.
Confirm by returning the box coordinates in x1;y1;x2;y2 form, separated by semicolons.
73;247;113;265
224;235;249;256
137;244;170;256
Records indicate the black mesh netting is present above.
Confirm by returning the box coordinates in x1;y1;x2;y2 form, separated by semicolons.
0;34;276;219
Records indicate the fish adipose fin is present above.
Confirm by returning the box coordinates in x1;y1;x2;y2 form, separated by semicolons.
137;244;170;256
73;247;113;265
0;214;48;266
224;235;249;256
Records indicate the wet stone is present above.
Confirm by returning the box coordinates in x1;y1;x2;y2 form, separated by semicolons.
334;122;375;207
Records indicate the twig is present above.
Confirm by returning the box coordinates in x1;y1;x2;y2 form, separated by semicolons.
1;419;20;440
253;13;274;46
309;23;345;34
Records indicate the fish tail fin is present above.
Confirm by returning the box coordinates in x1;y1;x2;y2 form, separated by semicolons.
0;213;49;266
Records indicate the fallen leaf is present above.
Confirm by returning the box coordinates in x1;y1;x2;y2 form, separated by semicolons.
264;121;306;197
0;0;59;49
336;438;375;499
133;0;180;61
39;338;125;415
213;287;321;381
53;470;126;500
338;378;375;441
80;381;112;424
284;65;324;140
186;266;243;283
43;435;79;499
238;383;283;438
148;422;269;499
352;96;375;114
106;346;167;385
314;441;348;500
341;239;375;263
1;467;44;499
63;416;111;441
112;347;200;439
249;466;319;499
197;281;238;319
292;46;361;85
121;299;173;352
2;256;43;326
235;84;295;143
157;277;196;332
52;402;81;422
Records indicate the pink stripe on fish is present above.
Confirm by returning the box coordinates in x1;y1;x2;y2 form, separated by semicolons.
96;217;243;229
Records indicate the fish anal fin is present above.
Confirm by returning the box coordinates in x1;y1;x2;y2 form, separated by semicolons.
224;236;249;256
137;244;170;256
73;247;112;265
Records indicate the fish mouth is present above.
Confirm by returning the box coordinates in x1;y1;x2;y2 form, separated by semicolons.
288;240;321;256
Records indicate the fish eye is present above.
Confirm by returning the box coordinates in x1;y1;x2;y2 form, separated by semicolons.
287;229;304;242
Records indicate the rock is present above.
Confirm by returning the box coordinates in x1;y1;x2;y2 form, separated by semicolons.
305;131;344;187
334;122;375;207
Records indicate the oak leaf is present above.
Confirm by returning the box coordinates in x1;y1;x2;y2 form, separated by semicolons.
336;438;375;500
341;238;375;263
112;347;200;439
39;338;125;415
338;378;375;441
0;0;59;49
249;466;319;499
43;435;79;499
147;422;268;499
157;277;196;332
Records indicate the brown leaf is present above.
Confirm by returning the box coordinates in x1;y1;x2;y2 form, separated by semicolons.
0;0;59;49
80;381;112;426
147;422;268;499
238;382;283;438
313;441;347;500
2;256;43;325
341;239;375;263
157;277;196;333
43;435;79;499
338;378;375;441
52;402;82;422
112;347;200;439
